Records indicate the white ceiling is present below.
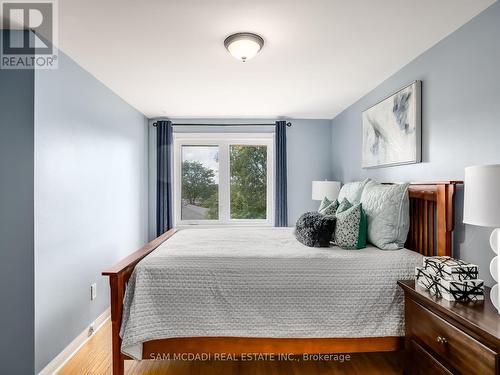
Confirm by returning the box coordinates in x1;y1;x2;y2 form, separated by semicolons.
59;0;495;119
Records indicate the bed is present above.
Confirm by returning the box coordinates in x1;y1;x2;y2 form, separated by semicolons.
103;181;460;375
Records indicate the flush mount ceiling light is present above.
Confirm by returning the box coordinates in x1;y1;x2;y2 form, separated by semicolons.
224;32;264;62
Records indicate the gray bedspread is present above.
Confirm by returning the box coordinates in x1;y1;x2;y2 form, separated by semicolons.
120;228;422;359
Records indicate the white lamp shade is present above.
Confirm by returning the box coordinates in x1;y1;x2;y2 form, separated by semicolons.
312;181;341;201
464;164;500;227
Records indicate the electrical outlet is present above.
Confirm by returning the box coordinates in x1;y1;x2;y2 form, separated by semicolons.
91;283;97;301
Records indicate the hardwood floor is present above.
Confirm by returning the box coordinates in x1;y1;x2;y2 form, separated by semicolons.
59;320;403;374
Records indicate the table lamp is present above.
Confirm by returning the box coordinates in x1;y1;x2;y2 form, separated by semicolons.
312;181;341;201
463;164;500;313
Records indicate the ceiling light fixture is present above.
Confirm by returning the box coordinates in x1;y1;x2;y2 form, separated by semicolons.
224;32;264;62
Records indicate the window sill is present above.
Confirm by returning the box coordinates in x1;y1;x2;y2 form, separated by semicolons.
175;223;275;229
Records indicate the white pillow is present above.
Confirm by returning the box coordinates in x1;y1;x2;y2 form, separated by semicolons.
337;179;370;204
360;180;410;250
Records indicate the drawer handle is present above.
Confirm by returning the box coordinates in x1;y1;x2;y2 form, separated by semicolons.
436;336;448;345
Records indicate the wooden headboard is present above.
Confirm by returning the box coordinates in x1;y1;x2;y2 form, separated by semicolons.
405;182;462;257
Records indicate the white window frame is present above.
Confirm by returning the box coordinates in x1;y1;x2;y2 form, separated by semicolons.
173;132;275;227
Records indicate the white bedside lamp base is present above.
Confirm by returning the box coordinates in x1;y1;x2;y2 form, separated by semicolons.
489;228;500;314
463;165;500;314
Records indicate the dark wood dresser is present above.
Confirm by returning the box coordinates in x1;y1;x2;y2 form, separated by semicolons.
398;280;500;375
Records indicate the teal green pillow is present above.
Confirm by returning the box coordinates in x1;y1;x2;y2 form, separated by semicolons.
318;197;339;216
334;203;367;249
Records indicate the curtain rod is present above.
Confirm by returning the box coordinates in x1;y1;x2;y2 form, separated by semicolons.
152;122;292;127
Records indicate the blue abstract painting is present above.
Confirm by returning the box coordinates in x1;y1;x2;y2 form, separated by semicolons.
362;81;421;168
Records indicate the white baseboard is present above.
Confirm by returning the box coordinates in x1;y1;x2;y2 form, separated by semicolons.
38;307;111;375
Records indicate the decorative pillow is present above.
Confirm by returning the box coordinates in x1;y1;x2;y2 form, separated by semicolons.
334;203;367;249
318;197;339;216
336;198;352;214
337;179;370;204
318;197;332;212
295;212;335;247
360;180;410;250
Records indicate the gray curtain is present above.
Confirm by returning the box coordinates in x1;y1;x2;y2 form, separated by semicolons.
156;120;173;236
275;121;288;226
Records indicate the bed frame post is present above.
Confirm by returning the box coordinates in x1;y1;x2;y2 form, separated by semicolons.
436;183;456;257
109;275;125;375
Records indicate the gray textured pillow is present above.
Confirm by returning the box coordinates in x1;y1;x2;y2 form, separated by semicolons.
360;181;410;250
337;179;370;204
295;212;335;247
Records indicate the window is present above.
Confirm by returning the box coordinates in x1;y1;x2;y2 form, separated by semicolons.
174;133;274;226
230;145;267;219
181;145;219;220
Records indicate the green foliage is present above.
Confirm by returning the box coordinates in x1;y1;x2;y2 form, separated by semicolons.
230;145;267;219
181;160;217;205
181;146;267;221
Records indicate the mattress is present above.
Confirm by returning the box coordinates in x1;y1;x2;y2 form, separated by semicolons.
120;227;422;359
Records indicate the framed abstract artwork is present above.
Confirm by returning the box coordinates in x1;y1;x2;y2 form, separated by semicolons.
362;81;422;168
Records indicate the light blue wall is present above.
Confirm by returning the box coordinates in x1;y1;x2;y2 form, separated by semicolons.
34;50;149;372
148;118;332;237
0;31;35;375
331;2;500;286
287;119;333;224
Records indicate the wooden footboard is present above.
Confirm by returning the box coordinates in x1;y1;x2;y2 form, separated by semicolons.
102;229;177;375
143;336;404;358
102;181;461;375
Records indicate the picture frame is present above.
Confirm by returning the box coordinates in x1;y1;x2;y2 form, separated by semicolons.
362;81;422;168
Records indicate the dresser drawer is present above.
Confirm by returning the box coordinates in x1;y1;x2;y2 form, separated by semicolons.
406;299;496;374
408;339;452;375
